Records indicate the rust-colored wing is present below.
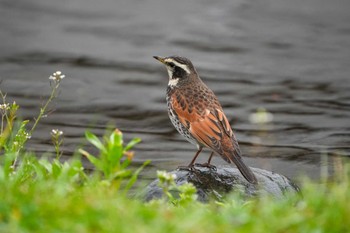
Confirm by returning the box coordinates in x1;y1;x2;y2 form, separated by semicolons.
171;92;232;153
171;92;258;184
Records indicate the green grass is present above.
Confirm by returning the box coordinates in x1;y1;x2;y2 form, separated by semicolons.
0;72;349;233
0;164;349;233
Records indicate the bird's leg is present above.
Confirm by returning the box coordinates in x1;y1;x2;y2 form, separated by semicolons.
177;147;203;171
188;147;203;167
206;151;214;165
195;151;217;170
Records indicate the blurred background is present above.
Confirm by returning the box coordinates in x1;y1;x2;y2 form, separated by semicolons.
1;0;349;182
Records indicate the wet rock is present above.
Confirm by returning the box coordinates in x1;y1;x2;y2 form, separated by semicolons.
142;165;300;202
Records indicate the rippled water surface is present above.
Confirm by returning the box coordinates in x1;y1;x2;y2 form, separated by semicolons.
1;0;349;181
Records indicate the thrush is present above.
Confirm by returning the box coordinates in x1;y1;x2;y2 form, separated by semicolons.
153;55;257;184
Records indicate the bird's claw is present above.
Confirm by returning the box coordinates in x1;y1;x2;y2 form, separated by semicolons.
177;165;196;171
194;163;217;171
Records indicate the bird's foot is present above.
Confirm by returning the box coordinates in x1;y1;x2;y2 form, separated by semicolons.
194;163;217;171
177;165;196;171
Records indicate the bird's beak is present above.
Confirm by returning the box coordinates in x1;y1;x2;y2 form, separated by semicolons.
153;56;166;64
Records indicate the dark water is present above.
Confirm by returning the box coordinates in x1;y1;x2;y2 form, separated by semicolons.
1;0;349;181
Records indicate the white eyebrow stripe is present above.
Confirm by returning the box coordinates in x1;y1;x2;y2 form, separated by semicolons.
164;59;190;74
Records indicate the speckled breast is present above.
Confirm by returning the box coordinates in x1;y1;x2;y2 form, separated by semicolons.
166;87;199;147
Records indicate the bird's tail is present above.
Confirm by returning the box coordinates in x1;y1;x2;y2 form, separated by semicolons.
224;150;258;184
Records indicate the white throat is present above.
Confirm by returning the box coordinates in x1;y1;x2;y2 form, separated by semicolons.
166;68;179;87
164;59;191;87
168;77;179;87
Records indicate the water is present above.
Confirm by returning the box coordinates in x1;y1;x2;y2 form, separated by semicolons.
1;0;349;181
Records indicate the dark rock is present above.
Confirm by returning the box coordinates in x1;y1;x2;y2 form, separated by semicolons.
142;165;300;202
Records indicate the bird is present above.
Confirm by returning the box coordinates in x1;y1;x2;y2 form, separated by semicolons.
153;55;258;184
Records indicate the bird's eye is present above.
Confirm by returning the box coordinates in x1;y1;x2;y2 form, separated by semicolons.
168;62;175;68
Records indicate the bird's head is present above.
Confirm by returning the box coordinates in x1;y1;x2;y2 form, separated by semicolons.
153;55;197;87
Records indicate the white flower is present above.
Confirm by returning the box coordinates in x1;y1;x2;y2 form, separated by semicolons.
51;129;63;136
49;71;65;82
0;103;10;110
25;132;31;139
157;171;177;181
0;103;10;115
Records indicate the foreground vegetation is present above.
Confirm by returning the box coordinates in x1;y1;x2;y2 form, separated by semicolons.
0;72;349;233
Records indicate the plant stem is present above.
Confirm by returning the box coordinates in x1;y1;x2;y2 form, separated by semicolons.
29;83;59;136
1;114;4;135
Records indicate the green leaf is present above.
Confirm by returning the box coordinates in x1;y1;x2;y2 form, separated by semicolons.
79;148;102;170
108;143;123;165
123;160;150;194
111;170;132;180
52;160;63;178
85;131;106;153
121;158;131;169
109;129;123;146
124;138;141;151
